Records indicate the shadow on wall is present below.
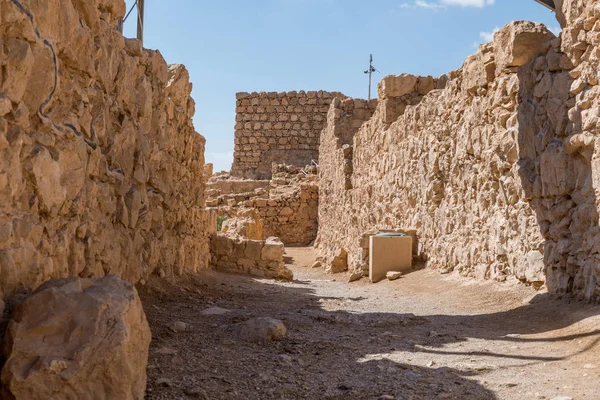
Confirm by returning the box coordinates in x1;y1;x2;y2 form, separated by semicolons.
139;270;600;399
516;50;599;300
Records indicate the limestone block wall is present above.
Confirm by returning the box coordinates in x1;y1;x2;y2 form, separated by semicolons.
209;168;319;246
0;0;212;297
210;235;292;280
317;22;587;296
231;91;343;179
244;183;319;246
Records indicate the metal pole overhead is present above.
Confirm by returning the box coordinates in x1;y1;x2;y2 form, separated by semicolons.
533;0;555;11
364;55;377;101
137;0;145;45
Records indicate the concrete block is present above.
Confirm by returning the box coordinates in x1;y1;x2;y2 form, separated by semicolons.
369;235;413;283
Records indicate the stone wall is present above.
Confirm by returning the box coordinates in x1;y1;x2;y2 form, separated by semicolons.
231;91;343;179
209;165;319;246
210;235;292;280
0;0;212;297
317;22;588;295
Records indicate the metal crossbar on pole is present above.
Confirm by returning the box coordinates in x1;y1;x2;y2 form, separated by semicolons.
364;54;377;101
117;0;145;45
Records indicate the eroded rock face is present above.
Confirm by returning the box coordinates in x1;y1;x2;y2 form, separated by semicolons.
1;275;151;400
316;21;600;297
0;0;212;296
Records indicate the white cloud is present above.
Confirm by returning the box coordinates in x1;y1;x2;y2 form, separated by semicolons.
401;0;494;10
415;0;446;9
479;26;500;43
440;0;494;7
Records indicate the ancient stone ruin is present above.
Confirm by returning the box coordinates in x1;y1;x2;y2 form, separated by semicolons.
1;0;600;398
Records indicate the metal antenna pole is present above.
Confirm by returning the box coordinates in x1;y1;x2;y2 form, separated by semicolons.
364;54;377;100
137;0;145;45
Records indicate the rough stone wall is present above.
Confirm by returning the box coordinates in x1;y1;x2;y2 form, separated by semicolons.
317;22;572;293
527;0;600;299
209;166;319;246
0;0;212;297
231;91;343;180
243;182;319;246
210;235;292;280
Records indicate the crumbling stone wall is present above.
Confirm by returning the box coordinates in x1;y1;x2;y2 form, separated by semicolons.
317;22;573;293
0;0;212;297
231;91;343;179
209;165;319;245
210;235;292;280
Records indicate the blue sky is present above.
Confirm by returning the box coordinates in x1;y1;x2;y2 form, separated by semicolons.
123;0;559;172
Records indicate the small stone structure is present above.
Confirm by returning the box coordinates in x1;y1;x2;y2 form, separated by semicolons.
209;164;319;246
231;91;343;179
210;235;292;280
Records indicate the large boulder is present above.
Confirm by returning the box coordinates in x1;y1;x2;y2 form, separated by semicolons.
493;21;555;71
1;275;151;400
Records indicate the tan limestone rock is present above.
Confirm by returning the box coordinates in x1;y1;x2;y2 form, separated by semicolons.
1;275;151;400
493;21;555;71
378;74;418;99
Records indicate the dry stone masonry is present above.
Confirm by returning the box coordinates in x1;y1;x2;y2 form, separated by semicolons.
231;91;343;179
316;16;600;302
0;0;213;298
210;235;292;280
209;164;319;246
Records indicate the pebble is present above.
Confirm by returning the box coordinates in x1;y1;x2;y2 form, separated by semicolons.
348;271;363;282
155;346;177;355
201;306;231;316
229;317;286;343
156;378;173;387
184;385;209;399
386;271;403;280
583;363;597;369
170;321;188;332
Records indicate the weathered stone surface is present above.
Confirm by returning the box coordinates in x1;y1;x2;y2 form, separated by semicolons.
315;18;600;301
231;91;344;180
211;166;319;246
378;74;418;99
1;275;151;400
210;234;292;280
493;21;555;70
262;237;285;261
229;317;287;343
0;0;213;297
386;271;403;281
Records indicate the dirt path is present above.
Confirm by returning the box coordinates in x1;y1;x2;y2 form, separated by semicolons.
140;247;600;400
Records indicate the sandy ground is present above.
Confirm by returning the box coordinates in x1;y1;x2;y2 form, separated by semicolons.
140;247;600;400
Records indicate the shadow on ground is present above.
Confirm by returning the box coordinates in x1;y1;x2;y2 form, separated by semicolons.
138;269;600;400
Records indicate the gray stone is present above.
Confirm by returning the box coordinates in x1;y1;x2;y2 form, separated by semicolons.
229;317;287;343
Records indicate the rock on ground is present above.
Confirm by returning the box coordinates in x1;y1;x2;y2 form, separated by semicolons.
1;275;151;400
229;317;287;343
387;271;403;281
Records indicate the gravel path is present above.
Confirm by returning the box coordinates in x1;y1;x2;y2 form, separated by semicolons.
140;247;600;400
